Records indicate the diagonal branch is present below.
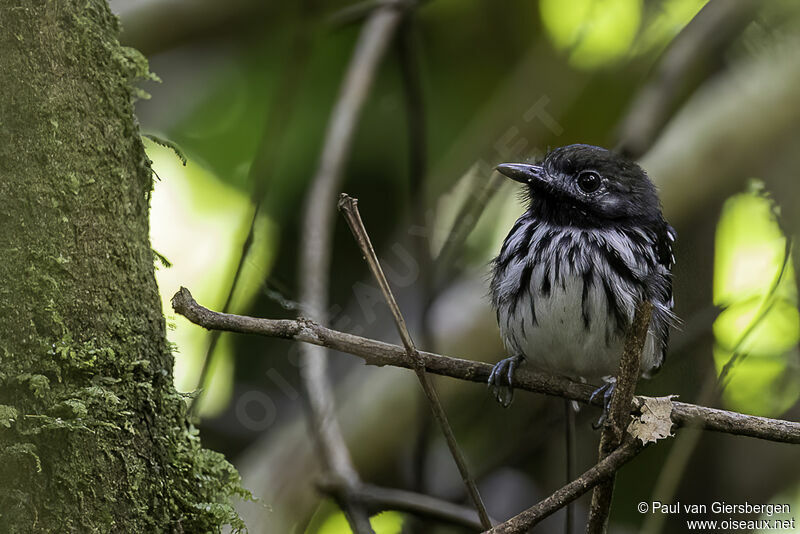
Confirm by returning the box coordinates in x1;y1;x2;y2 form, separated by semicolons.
432;169;506;285
338;193;493;529
484;437;646;534
170;287;800;445
586;302;653;533
297;4;407;532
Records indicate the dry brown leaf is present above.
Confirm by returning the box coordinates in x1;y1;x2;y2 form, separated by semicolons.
627;396;676;444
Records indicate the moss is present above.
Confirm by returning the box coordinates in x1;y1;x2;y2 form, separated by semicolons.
0;1;247;532
0;405;18;428
15;375;50;399
51;399;88;420
0;443;42;474
48;334;116;371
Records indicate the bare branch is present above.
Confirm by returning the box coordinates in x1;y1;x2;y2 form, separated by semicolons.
563;399;576;534
317;475;494;531
171;287;800;445
338;194;493;529
484;437;646;534
396;12;434;347
297;4;406;532
338;194;419;360
586;302;653;533
299;4;404;332
608;302;654;444
395;15;439;507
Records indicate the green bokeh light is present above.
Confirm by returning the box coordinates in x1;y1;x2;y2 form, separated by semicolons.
314;511;404;534
712;182;800;417
147;140;276;418
540;0;709;69
540;0;642;69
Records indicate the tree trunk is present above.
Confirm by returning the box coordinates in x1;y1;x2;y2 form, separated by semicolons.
0;2;245;532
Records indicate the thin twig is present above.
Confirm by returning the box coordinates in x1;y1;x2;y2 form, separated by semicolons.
586;302;653;533
717;235;792;391
397;14;438;508
188;203;257;418
171;287;800;445
338;194;493;529
433;170;505;283
484;437;646;534
564;399;575;534
298;5;406;532
317;475;495;531
397;11;433;349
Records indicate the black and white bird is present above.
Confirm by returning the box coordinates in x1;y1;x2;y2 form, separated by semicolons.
488;144;676;408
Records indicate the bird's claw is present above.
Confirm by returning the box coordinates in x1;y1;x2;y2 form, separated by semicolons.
488;355;523;408
590;377;617;429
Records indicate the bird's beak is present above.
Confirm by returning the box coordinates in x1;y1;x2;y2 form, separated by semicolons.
496;163;545;185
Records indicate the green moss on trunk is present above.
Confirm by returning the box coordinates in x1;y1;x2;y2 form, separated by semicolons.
0;2;246;532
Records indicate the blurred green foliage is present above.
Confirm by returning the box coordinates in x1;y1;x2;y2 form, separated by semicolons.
541;0;643;68
713;182;800;417
313;510;403;534
540;0;707;68
147;140;276;417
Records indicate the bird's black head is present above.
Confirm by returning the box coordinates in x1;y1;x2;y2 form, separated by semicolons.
497;144;662;227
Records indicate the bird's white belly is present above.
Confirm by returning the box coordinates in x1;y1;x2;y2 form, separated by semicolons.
499;270;657;380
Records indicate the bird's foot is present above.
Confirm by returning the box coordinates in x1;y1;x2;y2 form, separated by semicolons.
488;355;524;408
590;377;617;429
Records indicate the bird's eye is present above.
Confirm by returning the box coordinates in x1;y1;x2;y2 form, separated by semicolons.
577;171;601;193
